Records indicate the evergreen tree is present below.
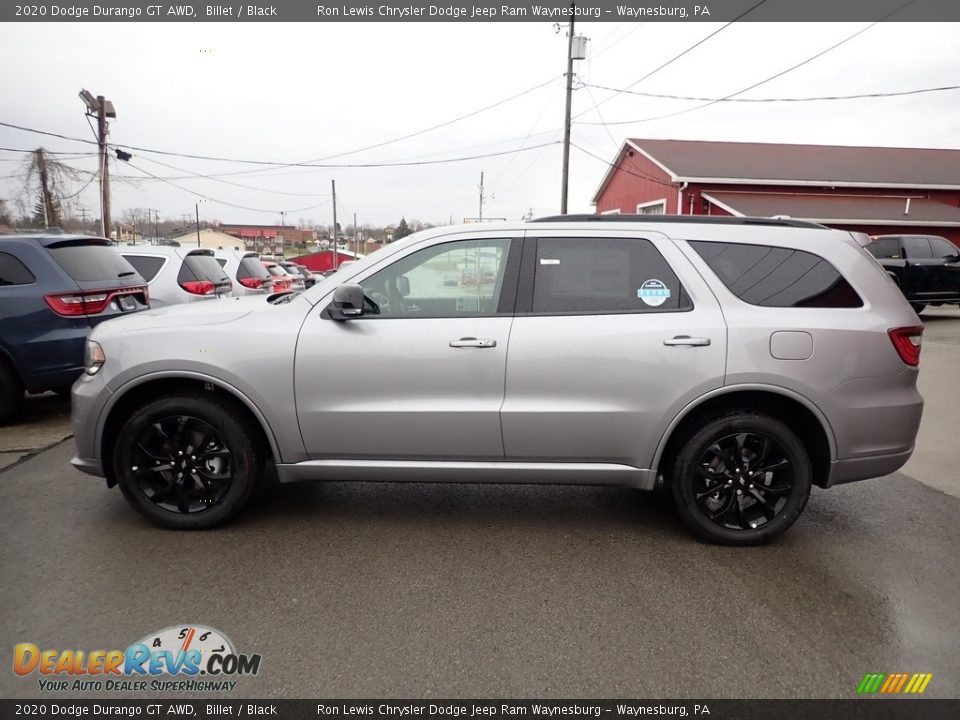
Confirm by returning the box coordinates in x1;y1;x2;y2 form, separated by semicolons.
394;218;411;241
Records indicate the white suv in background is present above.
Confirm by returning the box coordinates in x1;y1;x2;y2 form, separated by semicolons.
213;249;276;296
118;246;233;308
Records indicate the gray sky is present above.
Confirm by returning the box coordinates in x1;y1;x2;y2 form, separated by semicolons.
1;21;957;227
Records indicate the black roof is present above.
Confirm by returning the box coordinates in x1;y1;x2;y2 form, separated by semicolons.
0;233;111;247
531;214;827;229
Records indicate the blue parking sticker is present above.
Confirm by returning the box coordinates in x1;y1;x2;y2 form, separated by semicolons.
638;279;671;307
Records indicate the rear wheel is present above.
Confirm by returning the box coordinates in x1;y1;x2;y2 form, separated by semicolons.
0;360;24;425
670;412;812;545
113;394;264;529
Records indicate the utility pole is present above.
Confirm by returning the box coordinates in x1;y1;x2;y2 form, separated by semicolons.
331;179;338;268
195;203;201;247
80;90;116;239
353;212;358;257
35;149;56;228
279;210;286;259
98;97;111;238
151;209;159;244
78;206;89;233
479;172;484;221
560;9;576;215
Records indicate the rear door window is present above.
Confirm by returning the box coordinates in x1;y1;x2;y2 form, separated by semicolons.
902;237;933;259
530;237;692;314
177;253;230;283
47;242;140;283
0;252;35;285
867;237;900;259
238;257;270;280
689;241;863;308
929;237;959;259
122;254;166;282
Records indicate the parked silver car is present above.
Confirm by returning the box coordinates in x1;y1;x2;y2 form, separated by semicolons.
72;216;924;544
119;246;232;308
212;248;275;296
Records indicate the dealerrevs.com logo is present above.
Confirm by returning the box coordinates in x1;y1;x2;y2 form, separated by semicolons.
13;625;262;693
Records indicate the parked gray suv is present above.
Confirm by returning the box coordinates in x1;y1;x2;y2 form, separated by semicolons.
70;216;924;544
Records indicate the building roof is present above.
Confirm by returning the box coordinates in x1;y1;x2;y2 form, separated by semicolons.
169;228;246;250
702;191;960;227
592;139;960;201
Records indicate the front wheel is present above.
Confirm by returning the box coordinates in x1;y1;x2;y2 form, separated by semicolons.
113;394;264;529
670;413;812;545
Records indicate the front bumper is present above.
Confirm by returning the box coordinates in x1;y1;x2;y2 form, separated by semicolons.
70;369;112;479
70;453;104;477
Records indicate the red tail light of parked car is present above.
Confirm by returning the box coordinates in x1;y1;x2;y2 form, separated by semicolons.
44;286;149;316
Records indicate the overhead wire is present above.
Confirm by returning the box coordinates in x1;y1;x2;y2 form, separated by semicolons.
578;82;960;104
579;0;920;127
573;0;770;119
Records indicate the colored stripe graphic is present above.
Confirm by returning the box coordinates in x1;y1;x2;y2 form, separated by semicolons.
858;672;932;694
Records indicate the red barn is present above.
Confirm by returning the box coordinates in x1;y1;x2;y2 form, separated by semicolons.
288;249;363;273
592;139;960;244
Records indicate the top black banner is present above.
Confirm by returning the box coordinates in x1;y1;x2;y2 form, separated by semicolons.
4;0;960;23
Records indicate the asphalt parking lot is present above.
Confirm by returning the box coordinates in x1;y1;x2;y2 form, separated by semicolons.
2;309;959;699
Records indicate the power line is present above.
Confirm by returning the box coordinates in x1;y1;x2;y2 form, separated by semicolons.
122;160;332;215
578;82;960;105
296;76;560;164
580;0;919;128
134;154;332;198
574;0;769;119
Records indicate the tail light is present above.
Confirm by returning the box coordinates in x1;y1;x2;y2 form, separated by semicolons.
239;278;265;290
44;287;146;316
888;326;923;366
180;280;216;296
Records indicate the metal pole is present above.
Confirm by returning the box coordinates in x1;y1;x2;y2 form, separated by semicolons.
479;172;484;221
97;95;112;239
560;9;575;215
153;209;158;244
331;179;338;269
353;212;358;257
195;203;201;247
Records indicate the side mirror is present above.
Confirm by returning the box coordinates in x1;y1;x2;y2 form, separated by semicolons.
327;284;365;321
396;275;411;298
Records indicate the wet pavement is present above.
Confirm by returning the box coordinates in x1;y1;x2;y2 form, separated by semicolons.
1;442;958;699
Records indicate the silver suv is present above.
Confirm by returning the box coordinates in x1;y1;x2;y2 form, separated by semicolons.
70;216;924;544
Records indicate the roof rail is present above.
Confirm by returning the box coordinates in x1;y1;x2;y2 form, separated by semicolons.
531;214;828;229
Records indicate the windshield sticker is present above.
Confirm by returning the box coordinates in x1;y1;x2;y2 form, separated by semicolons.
638;279;671;306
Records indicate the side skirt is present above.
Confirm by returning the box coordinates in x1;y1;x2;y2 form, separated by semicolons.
275;460;655;489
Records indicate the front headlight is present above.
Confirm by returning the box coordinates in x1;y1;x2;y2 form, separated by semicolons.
85;340;106;375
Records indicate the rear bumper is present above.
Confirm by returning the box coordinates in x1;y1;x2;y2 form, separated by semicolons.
824;447;913;488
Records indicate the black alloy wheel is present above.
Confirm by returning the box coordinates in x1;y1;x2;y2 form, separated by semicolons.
693;432;794;532
130;415;233;514
671;412;812;545
114;394;263;529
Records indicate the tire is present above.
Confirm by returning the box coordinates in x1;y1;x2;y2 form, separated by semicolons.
112;393;264;529
911;303;927;314
670;412;812;546
0;359;25;426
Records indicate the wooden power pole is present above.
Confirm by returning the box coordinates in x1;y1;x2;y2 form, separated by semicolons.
97;95;111;240
331;179;338;268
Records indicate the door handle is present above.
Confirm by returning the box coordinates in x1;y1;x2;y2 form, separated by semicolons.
449;337;497;349
663;335;711;347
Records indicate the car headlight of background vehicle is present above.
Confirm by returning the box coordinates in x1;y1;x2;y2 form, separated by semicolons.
85;340;106;375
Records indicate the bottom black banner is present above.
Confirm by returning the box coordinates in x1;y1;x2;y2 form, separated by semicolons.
1;700;957;720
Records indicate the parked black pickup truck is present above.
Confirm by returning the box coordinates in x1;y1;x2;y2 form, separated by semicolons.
866;234;960;313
